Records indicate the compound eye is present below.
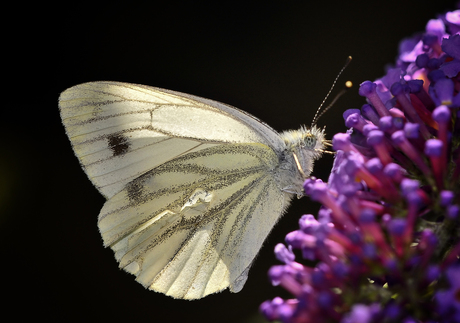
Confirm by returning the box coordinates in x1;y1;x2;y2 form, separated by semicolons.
303;135;317;148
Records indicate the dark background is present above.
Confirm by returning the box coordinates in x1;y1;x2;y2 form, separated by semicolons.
3;1;458;322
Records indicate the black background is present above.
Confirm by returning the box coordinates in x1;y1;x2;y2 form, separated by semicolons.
3;1;458;322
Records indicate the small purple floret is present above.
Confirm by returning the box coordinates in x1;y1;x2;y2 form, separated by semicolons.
343;109;361;120
359;209;376;223
416;53;429;68
404;122;420;138
442;34;460;59
332;133;351;151
308;182;328;202
440;190;454;207
359;81;377;97
424;139;443;157
428;70;446;84
388;218;407;236
367;130;384;145
432;105;451;123
363;124;379;136
366;158;383;174
432;78;454;106
406;191;424;206
275;243;295;264
391;130;406;145
400;178;420;195
390;82;409;96
379;116;394;132
383;163;405;181
407;79;424;93
447;205;459;219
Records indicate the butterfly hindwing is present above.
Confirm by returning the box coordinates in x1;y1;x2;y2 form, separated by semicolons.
98;143;291;299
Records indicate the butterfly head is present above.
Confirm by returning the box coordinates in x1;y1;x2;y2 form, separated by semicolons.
280;125;326;153
279;125;328;182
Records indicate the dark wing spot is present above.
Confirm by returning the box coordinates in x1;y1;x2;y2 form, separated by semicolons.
126;179;144;203
107;134;130;157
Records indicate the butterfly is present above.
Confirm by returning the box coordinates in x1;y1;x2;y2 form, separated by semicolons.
59;81;327;299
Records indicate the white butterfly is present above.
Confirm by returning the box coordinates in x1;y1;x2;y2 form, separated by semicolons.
59;81;326;299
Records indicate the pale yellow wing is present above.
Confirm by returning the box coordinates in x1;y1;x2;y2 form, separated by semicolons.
58;81;283;199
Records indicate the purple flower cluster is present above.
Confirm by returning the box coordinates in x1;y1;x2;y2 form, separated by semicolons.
261;9;460;323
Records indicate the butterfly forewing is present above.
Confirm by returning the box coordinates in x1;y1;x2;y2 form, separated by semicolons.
59;81;284;198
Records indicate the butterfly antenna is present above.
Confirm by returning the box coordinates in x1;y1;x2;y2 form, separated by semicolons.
314;80;353;125
311;56;352;127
